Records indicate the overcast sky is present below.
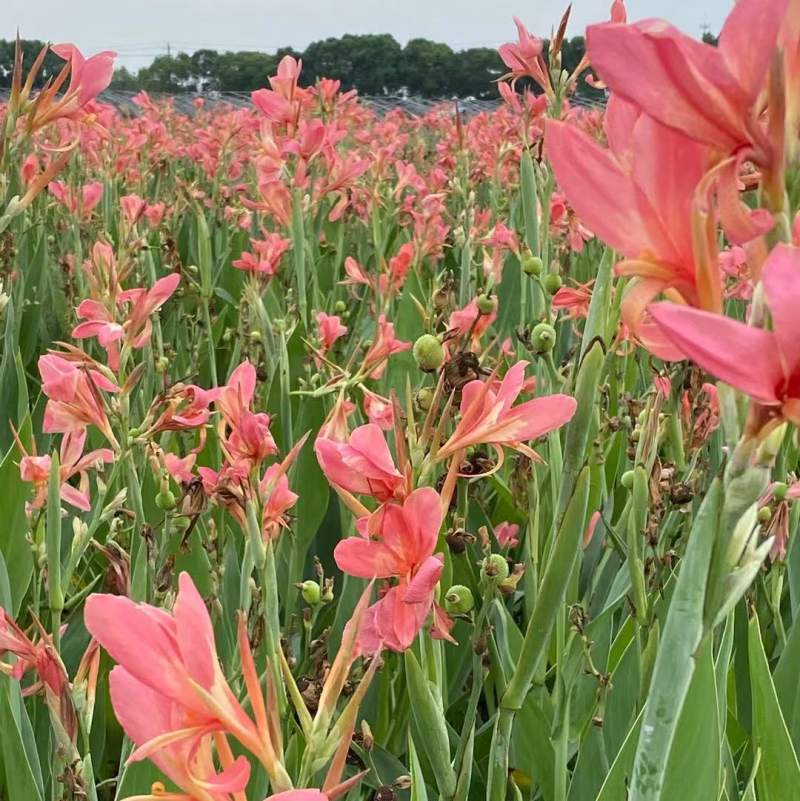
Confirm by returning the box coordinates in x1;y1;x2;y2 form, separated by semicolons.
3;0;732;70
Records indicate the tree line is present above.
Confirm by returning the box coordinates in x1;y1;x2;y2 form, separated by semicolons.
0;32;717;100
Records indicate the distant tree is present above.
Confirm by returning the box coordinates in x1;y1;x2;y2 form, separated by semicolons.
214;51;277;91
402;39;455;96
702;30;719;46
137;53;195;92
190;49;220;92
303;34;403;94
110;66;141;91
0;39;70;88
449;48;505;99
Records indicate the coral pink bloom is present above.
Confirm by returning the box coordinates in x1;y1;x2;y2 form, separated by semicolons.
120;194;146;226
317;312;348;351
449;299;497;345
649;244;800;424
494;521;520;548
106;674;251;801
117;273;180;349
51;43;117;108
546;101;722;358
252;89;295;125
362;315;411;379
72;300;124;369
39;355;119;446
586;0;789;192
499;17;552;98
260;463;299;540
437;361;577;464
85;573;276;778
552;281;593;320
316;424;405;503
335;488;452;652
164;453;197;484
232;251;276;275
20;429;113;512
362;389;394;431
49;181;104;218
21;154;39;184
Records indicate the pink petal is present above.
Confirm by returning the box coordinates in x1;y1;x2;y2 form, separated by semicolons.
333;538;401;579
546;119;649;259
648;302;783;403
761;244;800;378
404;555;444;604
172;573;218;690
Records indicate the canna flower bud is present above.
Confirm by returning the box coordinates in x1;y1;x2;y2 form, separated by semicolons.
413;334;445;373
445;585;474;614
523;255;543;276
543;273;563;294
531;322;556;353
476;293;497;315
298;580;322;605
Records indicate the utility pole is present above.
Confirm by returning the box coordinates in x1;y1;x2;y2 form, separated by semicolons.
166;41;171;57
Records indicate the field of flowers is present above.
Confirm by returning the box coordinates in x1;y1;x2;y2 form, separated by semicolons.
1;1;799;800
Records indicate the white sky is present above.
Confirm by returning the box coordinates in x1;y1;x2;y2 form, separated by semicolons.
3;0;732;70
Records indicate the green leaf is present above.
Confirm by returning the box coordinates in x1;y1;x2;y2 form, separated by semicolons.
661;638;721;800
748;612;800;801
628;478;721;801
0;677;44;801
0;416;33;615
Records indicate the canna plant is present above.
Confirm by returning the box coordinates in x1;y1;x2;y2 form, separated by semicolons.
0;1;800;801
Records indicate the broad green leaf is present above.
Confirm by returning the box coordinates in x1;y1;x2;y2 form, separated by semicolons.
749;613;800;801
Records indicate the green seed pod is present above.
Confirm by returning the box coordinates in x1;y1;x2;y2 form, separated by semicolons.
476;294;497;315
543;273;562;294
250;330;263;342
413;334;445;373
300;580;321;605
522;256;543;277
773;482;788;502
621;469;635;489
416;386;435;411
531;322;556;353
155;489;176;511
482;554;510;581
445;585;475;614
334;300;347;313
757;506;772;524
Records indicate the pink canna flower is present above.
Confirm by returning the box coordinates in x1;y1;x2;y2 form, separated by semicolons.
316;424;406;503
72;300;124;370
18;429;114;512
20;154;39;184
586;0;789;232
552;280;593;320
362;315;411;379
649;244;800;426
449;298;498;344
499;17;553;99
437;361;577;466
85;572;287;789
164;453;197;484
362;388;394;431
39;355;119;447
494;521;520;548
260;463;299;540
49;181;104;219
51;43;117;109
546;101;724;357
317;312;348;351
117;273;180;349
120;194;147;227
334;488;453;652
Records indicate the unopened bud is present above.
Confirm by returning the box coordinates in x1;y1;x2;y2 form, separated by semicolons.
476;293;496;315
543;273;562;294
298;580;321;605
522;256;543;277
